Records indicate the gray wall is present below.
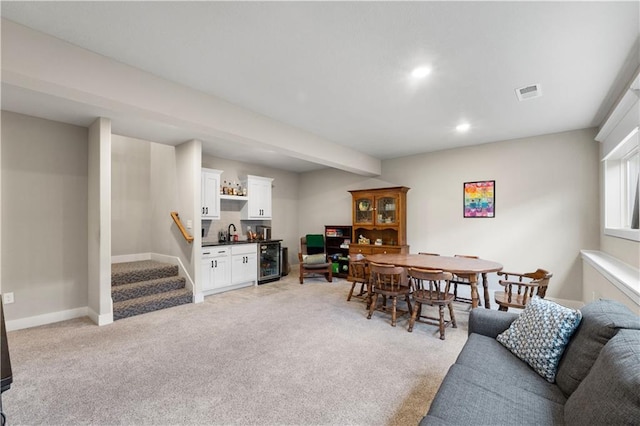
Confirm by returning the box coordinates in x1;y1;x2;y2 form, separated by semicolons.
299;128;600;303
111;135;182;257
1;111;89;319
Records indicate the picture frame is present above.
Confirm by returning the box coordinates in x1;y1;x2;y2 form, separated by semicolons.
463;180;495;218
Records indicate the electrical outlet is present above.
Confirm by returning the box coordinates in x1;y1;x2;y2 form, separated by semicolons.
3;292;15;304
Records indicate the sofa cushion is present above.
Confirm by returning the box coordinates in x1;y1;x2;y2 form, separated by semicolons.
302;253;327;264
564;329;640;425
555;299;640;397
457;333;566;404
497;297;582;382
423;363;565;425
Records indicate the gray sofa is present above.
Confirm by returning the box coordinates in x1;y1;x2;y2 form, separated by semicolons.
421;299;640;425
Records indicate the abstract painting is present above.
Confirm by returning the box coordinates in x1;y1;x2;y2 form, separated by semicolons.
464;180;495;218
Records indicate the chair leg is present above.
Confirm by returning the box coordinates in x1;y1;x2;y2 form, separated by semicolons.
438;305;446;340
347;281;357;301
299;269;304;284
391;296;398;327
448;302;457;328
498;305;508;312
326;270;333;282
408;301;420;332
357;283;366;296
406;295;413;315
367;294;378;319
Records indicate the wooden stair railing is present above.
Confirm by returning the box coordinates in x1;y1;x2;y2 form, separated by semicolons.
170;212;194;244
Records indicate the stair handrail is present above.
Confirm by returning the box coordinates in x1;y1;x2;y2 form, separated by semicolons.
170;212;194;244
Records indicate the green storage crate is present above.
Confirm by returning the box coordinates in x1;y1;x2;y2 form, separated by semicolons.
332;263;339;273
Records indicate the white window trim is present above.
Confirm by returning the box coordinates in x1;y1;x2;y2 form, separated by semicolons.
598;72;640;242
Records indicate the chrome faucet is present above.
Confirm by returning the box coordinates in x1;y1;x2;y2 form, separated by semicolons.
228;223;237;242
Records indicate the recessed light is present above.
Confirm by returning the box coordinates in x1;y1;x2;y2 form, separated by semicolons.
456;123;470;133
411;66;432;79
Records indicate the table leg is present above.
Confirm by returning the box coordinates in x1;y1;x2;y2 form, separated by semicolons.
470;275;479;309
482;273;491;309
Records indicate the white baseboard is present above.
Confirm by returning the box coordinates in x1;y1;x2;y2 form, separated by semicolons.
150;252;195;294
88;302;113;326
6;307;89;332
111;253;152;263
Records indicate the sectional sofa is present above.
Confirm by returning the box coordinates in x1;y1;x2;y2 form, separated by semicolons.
422;299;640;425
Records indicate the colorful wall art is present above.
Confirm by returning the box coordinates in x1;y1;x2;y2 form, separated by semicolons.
464;180;495;218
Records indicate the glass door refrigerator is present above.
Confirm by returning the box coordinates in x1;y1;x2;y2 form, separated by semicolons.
258;241;281;284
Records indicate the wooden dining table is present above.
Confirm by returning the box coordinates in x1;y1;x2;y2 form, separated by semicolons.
365;253;503;309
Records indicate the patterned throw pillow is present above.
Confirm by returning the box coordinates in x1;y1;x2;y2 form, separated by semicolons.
497;297;582;382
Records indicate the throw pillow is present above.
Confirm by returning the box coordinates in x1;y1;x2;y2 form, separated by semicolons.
302;254;326;264
496;297;582;383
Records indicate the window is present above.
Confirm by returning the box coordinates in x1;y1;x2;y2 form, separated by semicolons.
604;127;640;240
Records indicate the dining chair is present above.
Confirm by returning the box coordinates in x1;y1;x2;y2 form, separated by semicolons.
449;254;479;305
367;262;412;327
407;268;457;340
494;269;553;311
298;235;333;284
347;259;369;302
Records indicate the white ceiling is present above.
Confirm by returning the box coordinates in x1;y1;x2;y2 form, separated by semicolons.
1;1;639;173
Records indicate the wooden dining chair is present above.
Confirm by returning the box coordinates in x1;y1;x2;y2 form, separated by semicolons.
494;269;553;311
367;262;412;327
347;259;369;302
449;254;479;304
407;268;457;340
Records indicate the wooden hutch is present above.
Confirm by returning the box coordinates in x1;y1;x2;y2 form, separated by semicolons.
348;186;409;256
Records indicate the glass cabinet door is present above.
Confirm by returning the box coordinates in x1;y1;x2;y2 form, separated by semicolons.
354;196;373;224
376;196;397;225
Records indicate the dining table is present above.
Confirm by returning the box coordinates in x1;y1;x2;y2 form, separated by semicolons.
365;253;503;309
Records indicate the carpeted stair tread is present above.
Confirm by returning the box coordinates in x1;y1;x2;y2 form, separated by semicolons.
113;288;192;321
112;276;186;302
112;260;178;286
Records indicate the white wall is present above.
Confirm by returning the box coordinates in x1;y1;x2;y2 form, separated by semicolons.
1;111;88;321
299;129;600;303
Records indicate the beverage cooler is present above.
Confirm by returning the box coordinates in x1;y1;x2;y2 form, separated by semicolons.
258;241;281;284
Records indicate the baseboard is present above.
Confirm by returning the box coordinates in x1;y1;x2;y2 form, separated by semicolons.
111;253;152;263
88;303;113;326
150;253;195;295
6;307;89;331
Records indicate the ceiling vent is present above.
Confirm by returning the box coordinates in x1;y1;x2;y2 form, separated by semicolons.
515;83;542;101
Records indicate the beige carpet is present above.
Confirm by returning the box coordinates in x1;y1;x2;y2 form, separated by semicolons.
3;267;470;425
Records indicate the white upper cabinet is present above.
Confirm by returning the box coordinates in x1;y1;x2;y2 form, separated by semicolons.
201;168;222;220
241;175;273;220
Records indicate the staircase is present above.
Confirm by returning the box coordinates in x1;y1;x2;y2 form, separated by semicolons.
111;260;192;320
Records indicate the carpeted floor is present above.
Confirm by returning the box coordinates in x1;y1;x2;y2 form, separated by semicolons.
3;267;471;425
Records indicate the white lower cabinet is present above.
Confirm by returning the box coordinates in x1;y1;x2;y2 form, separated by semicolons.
201;247;230;293
231;244;258;285
201;243;257;296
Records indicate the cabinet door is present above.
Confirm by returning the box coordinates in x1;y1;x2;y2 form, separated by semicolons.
354;195;374;225
202;171;221;219
375;194;398;226
231;253;257;285
212;255;231;289
243;176;273;219
201;257;213;291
